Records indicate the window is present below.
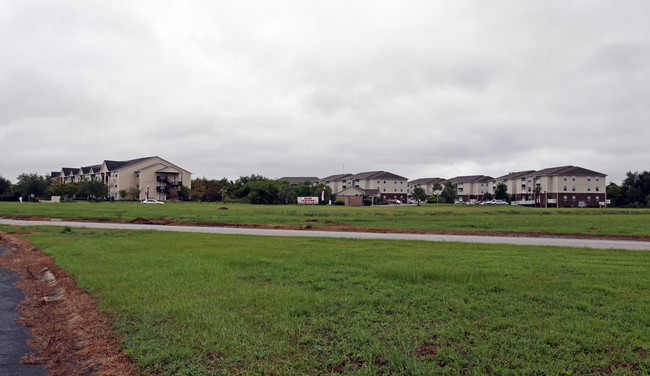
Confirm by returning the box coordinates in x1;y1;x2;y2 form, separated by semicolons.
383;187;386;192
587;186;591;192
394;188;397;192
563;185;567;191
394;180;397;184
587;176;591;182
401;181;403;184
383;180;386;184
572;185;576;192
563;176;567;181
572;176;576;181
563;195;568;201
595;195;599;200
587;196;591;202
595;186;600;192
528;187;531;192
596;177;600;182
572;196;576;201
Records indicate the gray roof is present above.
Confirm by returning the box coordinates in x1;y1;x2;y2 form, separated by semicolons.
104;157;152;171
347;171;408;181
496;170;536;180
534;166;606;177
408;177;447;186
448;175;494;183
320;174;352;182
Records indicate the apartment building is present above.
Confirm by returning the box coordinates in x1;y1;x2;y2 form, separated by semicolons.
54;156;191;201
407;177;447;196
323;171;408;203
448;175;496;203
518;166;607;208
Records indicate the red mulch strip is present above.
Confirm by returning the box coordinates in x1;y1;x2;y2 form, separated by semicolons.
0;232;142;376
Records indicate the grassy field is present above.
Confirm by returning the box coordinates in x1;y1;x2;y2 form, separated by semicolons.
3;225;648;375
2;201;650;237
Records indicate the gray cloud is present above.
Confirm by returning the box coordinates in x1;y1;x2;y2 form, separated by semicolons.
1;1;649;185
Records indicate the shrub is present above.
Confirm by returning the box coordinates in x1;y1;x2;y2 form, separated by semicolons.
334;200;345;206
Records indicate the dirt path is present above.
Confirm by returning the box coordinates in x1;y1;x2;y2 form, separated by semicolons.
0;232;141;376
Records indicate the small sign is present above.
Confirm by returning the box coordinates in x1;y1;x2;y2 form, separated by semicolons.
297;196;319;205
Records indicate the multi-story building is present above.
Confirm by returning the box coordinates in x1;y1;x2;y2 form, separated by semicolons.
53;156;191;201
496;170;536;203
448;175;496;203
407;177;447;196
321;174;352;193
324;171;408;204
522;166;607;208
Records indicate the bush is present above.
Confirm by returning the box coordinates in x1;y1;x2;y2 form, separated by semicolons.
363;198;373;206
334;200;345;206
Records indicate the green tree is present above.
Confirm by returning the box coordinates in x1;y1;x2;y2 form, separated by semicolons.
294;181;315;197
0;175;11;194
179;186;191;201
412;187;427;206
533;186;542;207
119;189;128;200
312;183;332;205
78;180;109;200
277;180;297;205
127;187;141;201
15;173;50;199
482;192;494;201
440;181;457;204
494;183;509;201
429;182;443;203
51;183;79;198
247;179;280;204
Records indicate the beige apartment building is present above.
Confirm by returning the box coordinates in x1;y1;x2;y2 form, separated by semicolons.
407;177;447;196
323;171;408;203
54;156;191;201
448;175;496;203
512;166;606;208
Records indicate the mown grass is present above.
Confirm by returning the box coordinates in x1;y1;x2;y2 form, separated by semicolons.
2;201;650;237
5;225;649;375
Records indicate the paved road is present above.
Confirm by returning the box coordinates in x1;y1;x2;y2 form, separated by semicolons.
0;244;47;376
1;218;649;250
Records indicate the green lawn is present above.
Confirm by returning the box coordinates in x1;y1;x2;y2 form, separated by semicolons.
5;225;649;375
2;201;650;237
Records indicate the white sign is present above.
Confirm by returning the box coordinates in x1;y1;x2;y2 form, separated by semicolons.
297;196;319;205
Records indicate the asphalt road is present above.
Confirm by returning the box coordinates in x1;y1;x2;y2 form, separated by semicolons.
0;244;47;376
1;218;649;250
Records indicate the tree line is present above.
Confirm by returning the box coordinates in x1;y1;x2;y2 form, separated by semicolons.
3;170;650;207
606;171;650;208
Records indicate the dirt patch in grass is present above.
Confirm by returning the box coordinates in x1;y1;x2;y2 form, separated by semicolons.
3;215;650;241
0;231;141;376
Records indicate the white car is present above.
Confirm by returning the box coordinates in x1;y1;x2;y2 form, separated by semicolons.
141;199;164;204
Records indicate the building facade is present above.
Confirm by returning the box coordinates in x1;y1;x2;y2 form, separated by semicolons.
407;177;447;196
448;175;496;203
322;171;408;203
53;156;191;201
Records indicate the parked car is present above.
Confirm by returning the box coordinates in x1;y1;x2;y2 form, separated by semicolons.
141;199;164;204
485;199;509;205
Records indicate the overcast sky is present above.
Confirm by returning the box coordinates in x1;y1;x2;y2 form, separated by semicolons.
1;1;648;185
